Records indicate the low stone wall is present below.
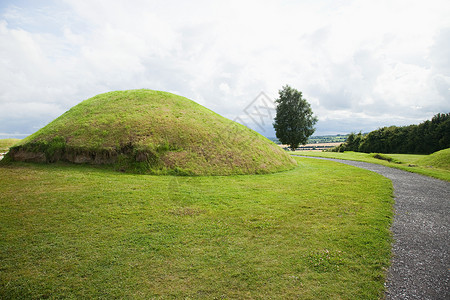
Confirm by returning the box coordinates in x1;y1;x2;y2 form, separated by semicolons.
5;145;156;166
6;148;119;165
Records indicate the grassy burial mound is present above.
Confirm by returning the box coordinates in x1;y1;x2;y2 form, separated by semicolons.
6;89;296;175
417;148;450;170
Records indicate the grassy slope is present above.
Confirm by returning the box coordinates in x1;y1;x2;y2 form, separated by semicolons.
294;150;450;181
0;139;20;152
0;157;393;299
416;148;450;171
12;90;295;175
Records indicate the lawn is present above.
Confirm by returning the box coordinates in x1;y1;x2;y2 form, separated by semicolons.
0;157;393;299
0;139;20;152
294;150;450;182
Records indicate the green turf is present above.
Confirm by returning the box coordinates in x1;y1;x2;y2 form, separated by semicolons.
0;139;20;152
0;157;393;299
7;90;296;175
417;148;450;171
294;150;450;181
381;153;425;165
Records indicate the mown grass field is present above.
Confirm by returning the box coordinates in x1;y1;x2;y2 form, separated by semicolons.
0;139;20;152
294;149;450;182
0;157;393;299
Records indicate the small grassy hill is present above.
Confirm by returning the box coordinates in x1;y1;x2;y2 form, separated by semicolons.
417;148;450;171
6;90;296;175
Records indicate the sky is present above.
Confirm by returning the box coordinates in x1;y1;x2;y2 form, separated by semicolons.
1;0;449;138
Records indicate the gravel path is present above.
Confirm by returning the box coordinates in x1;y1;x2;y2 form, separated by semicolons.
296;156;450;299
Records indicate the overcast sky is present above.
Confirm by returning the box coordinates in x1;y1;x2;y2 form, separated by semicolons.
1;0;449;138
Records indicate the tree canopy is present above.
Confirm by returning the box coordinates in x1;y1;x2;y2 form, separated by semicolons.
273;85;318;150
334;113;450;154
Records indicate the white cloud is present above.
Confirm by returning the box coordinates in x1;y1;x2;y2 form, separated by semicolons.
1;0;450;138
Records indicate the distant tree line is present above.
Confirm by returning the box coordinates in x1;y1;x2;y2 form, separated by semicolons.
333;113;450;154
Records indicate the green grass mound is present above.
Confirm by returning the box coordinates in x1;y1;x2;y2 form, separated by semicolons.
417;148;450;171
6;90;296;175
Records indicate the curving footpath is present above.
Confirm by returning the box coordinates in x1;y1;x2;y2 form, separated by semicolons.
296;156;450;299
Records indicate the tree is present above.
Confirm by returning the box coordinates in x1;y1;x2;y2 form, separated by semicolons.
273;85;318;150
343;132;363;152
